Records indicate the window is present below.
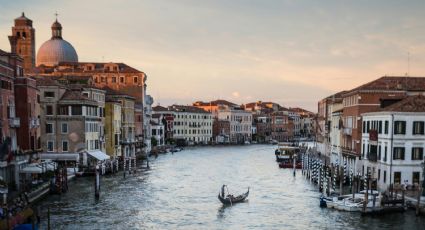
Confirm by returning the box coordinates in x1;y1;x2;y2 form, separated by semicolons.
71;106;82;115
383;171;387;183
378;121;382;134
413;121;425;135
101;77;106;83
384;146;388;162
120;77;124;83
112;77;117;83
59;106;69;115
393;147;405;160
394;172;401;184
46;105;53;115
378;169;381;181
46;123;54;134
412;147;423;160
133;77;138;83
394;121;406;134
47;141;54;152
62;141;69;152
384;120;389;134
115;134;119;146
413;172;420;185
61;123;68;134
95;140;99;150
44;91;55;98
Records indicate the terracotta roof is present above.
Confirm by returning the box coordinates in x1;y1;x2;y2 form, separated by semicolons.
380;94;425;112
345;76;425;96
60;90;95;102
102;86;134;99
193;99;237;107
170;105;210;114
153;105;169;112
34;77;63;87
55;62;144;74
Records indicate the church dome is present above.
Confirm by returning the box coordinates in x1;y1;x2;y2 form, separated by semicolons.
36;19;78;67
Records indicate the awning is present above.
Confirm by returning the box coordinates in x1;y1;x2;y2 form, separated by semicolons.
45;161;57;171
87;150;110;161
40;153;79;161
21;163;43;174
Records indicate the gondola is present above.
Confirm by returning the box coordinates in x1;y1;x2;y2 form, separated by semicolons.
218;187;249;205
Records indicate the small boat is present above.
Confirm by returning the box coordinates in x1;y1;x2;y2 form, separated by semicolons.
218;187;249;205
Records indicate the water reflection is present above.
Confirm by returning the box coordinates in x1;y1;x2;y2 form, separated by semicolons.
34;145;424;230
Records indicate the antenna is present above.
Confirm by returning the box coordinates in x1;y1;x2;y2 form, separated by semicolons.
407;51;410;76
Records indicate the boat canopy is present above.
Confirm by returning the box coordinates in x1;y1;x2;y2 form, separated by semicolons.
86;150;110;161
20;163;43;174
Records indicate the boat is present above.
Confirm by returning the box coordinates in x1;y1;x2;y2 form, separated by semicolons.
218;187;249;205
320;190;384;212
275;145;301;168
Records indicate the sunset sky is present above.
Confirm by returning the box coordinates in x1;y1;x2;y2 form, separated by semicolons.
1;0;425;111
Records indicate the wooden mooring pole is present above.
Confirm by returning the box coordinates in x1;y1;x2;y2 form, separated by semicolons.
95;165;100;199
416;187;422;216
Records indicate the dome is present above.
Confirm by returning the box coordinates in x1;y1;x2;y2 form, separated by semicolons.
36;19;78;67
36;39;78;66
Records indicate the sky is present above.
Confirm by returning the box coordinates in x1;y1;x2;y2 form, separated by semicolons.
1;0;425;111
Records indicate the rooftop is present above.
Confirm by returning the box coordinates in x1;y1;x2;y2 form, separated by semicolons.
380;94;425;112
344;76;425;96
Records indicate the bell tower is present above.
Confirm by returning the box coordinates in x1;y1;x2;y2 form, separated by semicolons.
8;12;36;73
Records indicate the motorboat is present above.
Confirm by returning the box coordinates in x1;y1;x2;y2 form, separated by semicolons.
320;190;383;212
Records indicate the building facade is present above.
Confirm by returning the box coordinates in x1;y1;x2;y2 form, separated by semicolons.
361;95;425;192
217;105;252;144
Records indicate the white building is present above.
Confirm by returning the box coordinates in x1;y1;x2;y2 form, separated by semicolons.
361;95;425;192
151;114;165;146
171;105;213;144
217;105;252;144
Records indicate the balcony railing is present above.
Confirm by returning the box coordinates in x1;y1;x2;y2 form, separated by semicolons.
9;117;20;128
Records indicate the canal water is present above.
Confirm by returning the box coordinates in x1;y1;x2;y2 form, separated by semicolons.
36;145;424;229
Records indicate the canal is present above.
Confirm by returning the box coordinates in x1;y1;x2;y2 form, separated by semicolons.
36;145;424;229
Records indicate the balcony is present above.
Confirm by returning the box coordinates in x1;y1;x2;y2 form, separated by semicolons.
9;117;20;128
343;127;352;136
341;147;357;157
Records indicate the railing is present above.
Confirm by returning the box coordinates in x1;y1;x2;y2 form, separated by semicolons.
9;117;20;127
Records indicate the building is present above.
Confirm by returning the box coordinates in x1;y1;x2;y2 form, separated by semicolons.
193;100;238;117
12;14;152;156
361;95;425;192
316;91;347;164
152;105;174;143
8;13;35;72
217;105;252;144
150;114;165;146
0;49;23;189
271;111;289;142
105;97;122;159
341;76;425;160
212;119;230;144
36;78;108;167
103;87;136;164
253;115;272;143
134;103;144;156
170;105;213;145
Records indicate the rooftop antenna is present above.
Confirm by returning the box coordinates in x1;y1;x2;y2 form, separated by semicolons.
407;51;410;76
